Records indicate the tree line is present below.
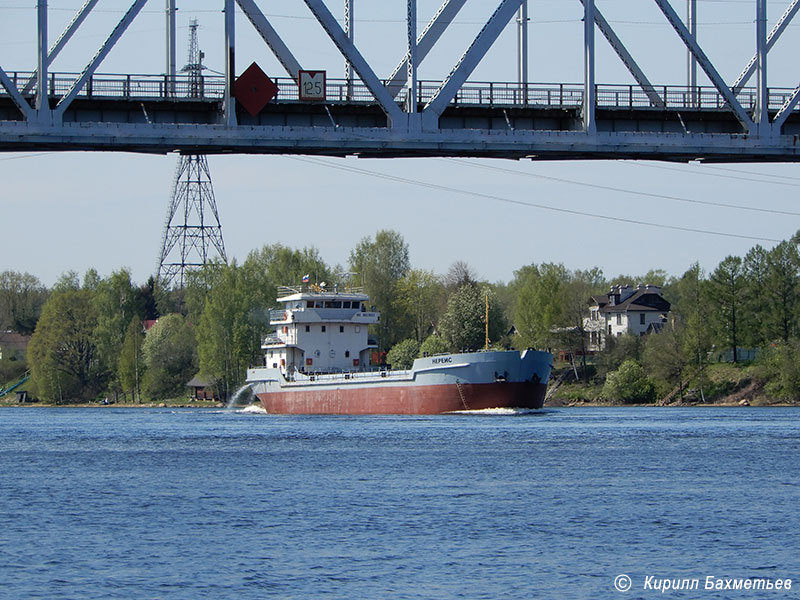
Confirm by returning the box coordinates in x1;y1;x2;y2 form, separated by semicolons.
4;229;800;403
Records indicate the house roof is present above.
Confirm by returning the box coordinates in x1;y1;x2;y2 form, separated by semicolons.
186;375;213;388
0;331;31;350
591;290;671;313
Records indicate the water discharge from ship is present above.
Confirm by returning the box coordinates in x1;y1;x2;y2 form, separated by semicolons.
226;383;253;410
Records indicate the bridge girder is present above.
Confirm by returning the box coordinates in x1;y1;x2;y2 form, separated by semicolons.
2;0;800;161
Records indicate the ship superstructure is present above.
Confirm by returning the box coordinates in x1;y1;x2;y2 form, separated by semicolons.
262;284;380;376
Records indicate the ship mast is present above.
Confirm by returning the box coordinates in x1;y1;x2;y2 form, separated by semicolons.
485;292;489;351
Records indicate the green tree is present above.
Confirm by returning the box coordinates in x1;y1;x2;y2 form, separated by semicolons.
142;313;196;400
560;267;605;379
708;255;744;362
82;268;101;291
595;332;643;379
396;269;444;343
0;270;48;334
765;241;799;342
601;359;656;403
742;245;769;347
672;263;712;372
512;263;567;349
118;317;145;402
195;264;244;399
759;339;800;400
93;269;145;392
642;320;689;402
27;289;102;403
439;284;505;352
52;270;80;293
349;230;411;349
386;338;420;370
419;333;449;357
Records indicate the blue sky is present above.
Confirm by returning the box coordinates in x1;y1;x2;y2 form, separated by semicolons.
2;0;799;286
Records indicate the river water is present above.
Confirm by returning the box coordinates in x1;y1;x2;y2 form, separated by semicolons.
1;406;798;599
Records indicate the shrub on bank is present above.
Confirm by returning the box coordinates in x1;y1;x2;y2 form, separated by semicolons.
602;359;656;404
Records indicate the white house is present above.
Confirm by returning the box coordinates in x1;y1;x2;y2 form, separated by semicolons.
584;284;670;351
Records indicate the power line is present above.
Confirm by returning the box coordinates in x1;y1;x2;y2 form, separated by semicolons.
291;156;781;243
443;158;800;217
629;161;800;188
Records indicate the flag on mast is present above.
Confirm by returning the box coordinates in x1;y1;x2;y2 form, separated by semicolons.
302;274;310;283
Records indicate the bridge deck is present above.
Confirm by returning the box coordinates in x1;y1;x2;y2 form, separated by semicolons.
2;72;799;161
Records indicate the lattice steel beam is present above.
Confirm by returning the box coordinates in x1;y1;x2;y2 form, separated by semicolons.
53;0;149;119
578;0;664;109
386;0;468;99
423;0;523;125
303;0;404;124
733;0;800;94
653;0;754;132
237;0;303;81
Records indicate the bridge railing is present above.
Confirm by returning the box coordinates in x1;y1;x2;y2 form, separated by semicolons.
1;71;797;113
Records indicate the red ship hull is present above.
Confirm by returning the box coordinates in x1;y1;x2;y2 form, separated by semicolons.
256;380;547;415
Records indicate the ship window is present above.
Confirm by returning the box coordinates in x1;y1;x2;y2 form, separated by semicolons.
307;301;314;308
324;301;333;308
305;325;310;332
340;326;344;333
355;326;360;333
345;350;350;358
343;301;351;308
640;313;645;325
321;325;326;332
331;301;340;308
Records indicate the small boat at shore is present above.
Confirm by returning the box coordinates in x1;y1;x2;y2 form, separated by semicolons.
246;284;552;414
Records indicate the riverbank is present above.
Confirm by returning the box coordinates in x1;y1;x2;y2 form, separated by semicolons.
0;396;225;408
547;362;800;407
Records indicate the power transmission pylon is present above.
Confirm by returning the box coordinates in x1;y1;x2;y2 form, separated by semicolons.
157;20;226;288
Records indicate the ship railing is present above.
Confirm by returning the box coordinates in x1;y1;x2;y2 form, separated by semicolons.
295;368;412;383
269;309;288;322
276;284;366;296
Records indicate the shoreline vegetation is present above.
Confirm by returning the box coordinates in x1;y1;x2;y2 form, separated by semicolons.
4;362;799;409
5;229;800;408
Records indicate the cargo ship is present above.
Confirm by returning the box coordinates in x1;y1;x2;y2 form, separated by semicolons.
245;284;552;414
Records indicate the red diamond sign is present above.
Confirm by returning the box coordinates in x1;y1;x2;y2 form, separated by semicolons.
234;62;278;117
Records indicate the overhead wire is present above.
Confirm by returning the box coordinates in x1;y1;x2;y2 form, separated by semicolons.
443;158;800;217
628;161;800;187
290;156;781;243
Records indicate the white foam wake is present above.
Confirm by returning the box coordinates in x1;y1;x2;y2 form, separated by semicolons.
237;404;267;414
450;407;542;415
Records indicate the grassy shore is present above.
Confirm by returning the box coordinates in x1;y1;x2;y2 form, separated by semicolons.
0;395;225;408
547;362;800;407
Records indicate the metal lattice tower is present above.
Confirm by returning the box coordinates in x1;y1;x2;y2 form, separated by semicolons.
157;21;226;288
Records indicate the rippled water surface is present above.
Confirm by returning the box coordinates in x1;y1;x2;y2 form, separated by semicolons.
1;407;799;599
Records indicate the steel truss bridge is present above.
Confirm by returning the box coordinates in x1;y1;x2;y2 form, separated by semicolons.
2;0;800;161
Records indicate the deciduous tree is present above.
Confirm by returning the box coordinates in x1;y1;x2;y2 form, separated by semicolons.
28;290;102;403
439;284;505;352
142;313;196;400
349;230;410;349
386;338;420;370
0;270;48;334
